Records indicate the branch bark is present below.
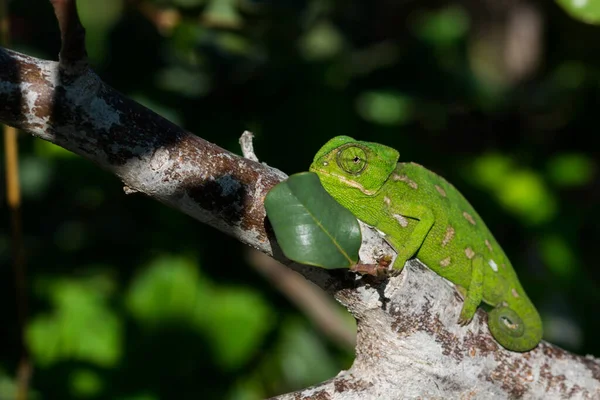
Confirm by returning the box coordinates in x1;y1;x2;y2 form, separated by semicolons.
270;259;600;399
1;1;599;398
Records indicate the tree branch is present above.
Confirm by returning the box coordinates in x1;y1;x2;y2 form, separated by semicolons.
51;0;87;72
1;1;599;398
270;259;600;399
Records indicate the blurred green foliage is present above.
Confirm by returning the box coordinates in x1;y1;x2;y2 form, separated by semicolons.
126;256;274;369
28;273;122;367
557;0;600;24
470;154;557;225
0;0;599;398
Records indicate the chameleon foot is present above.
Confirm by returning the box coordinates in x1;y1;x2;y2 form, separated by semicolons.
350;262;390;278
457;315;474;326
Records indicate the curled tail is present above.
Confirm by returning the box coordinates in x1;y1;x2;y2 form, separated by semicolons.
488;302;542;352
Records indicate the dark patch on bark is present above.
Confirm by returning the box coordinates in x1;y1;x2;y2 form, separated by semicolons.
582;356;600;382
463;329;498;356
172;135;281;243
333;379;350;393
389;289;469;362
333;378;372;393
539;363;567;394
308;390;331;399
567;384;583;398
484;342;542;398
187;175;246;225
291;390;331;400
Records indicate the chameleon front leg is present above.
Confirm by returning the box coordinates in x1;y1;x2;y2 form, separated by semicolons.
384;202;435;271
458;255;484;325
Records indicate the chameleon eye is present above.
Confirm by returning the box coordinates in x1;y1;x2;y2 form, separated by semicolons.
337;146;367;174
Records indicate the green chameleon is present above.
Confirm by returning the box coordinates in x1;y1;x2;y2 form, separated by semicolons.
309;136;542;352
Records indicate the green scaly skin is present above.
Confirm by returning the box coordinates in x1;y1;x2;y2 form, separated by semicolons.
309;136;542;352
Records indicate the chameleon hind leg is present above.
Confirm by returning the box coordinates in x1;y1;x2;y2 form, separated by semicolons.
458;255;484;325
476;260;534;351
461;259;541;352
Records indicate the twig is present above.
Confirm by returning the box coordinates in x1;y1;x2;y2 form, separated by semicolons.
125;0;180;35
238;131;288;180
239;131;259;162
247;250;356;349
50;0;88;72
1;1;31;399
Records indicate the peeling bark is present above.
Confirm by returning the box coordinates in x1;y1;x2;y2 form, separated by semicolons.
0;1;599;398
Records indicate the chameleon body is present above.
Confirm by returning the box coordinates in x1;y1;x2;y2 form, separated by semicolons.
309;136;542;352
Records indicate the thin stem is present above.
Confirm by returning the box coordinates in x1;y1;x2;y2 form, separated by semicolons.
1;1;31;399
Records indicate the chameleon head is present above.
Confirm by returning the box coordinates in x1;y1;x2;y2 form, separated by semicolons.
309;136;399;196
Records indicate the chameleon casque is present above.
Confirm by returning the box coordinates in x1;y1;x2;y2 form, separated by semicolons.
309;136;542;352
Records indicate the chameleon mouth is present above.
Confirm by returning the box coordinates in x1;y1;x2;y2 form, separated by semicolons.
310;167;377;196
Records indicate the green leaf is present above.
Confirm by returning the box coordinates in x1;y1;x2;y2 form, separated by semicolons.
557;0;600;24
264;172;361;269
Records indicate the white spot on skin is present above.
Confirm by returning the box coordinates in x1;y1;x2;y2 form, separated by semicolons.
462;211;476;225
502;317;519;330
392;214;409;228
392;174;418;189
485;239;493;252
465;248;475;259
435;185;446;197
384;196;391;206
573;0;588;8
442;226;455;247
488;259;498;272
440;257;451;267
511;288;520;298
323;161;328;166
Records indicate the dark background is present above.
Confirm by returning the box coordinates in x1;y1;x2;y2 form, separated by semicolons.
0;0;599;399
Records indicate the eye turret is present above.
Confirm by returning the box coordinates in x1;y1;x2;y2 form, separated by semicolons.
337;146;367;174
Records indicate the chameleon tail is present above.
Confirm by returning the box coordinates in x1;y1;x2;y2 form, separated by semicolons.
488;304;542;352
